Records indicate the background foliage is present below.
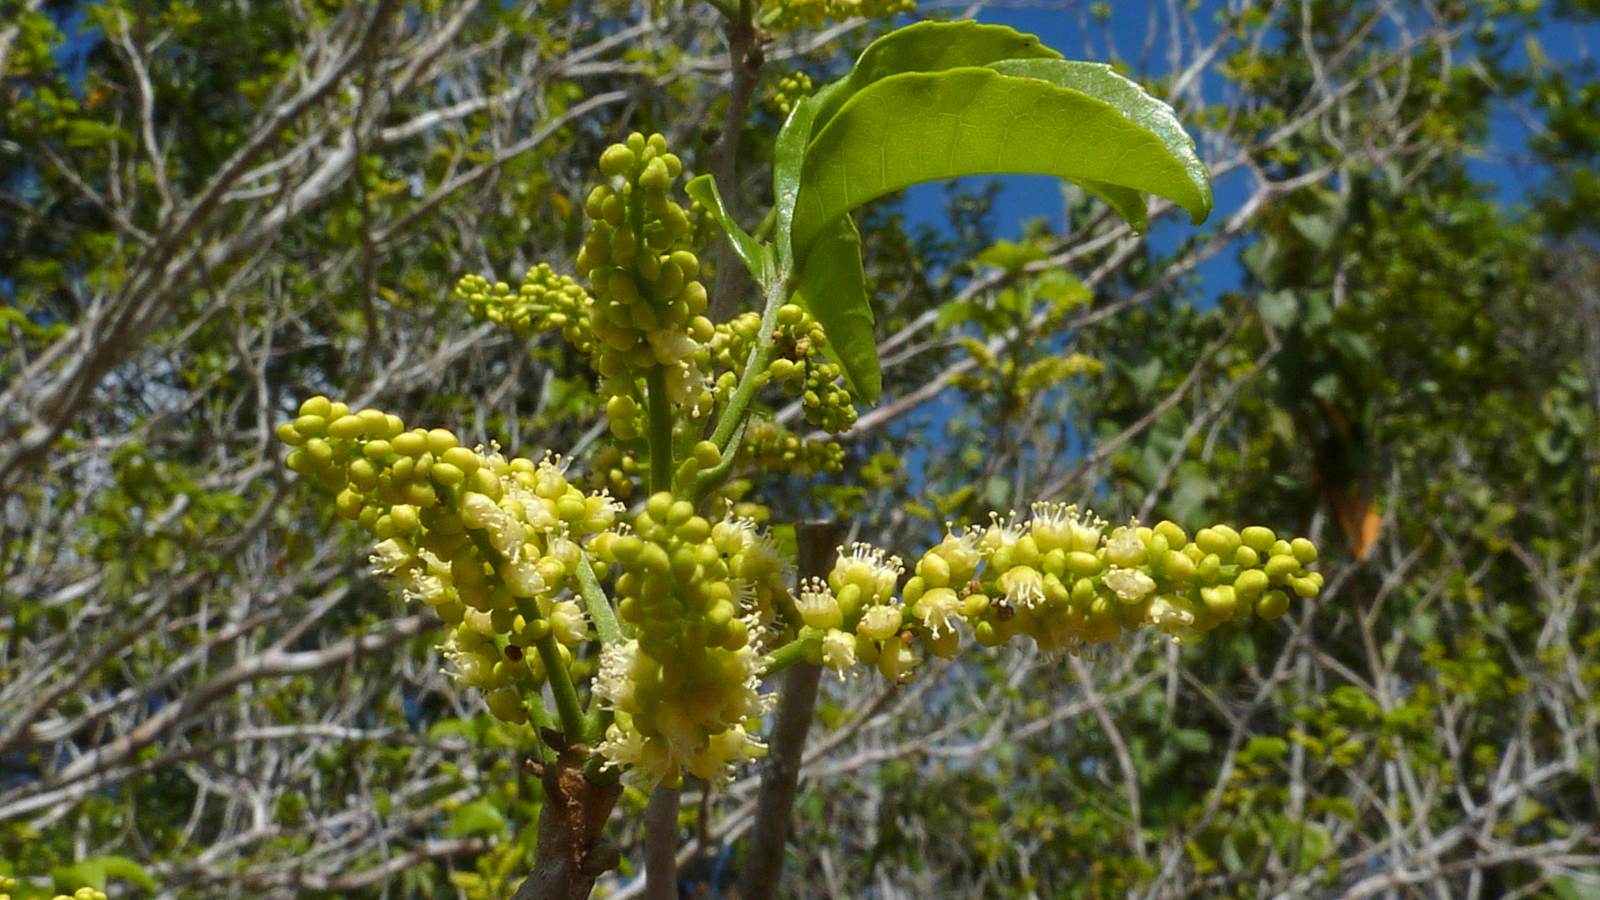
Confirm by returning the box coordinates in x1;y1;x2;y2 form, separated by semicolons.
3;0;1599;898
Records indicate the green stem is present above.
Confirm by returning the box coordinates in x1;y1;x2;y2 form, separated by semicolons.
535;631;587;744
751;205;778;243
710;267;789;455
759;635;814;678
439;482;589;748
645;366;675;494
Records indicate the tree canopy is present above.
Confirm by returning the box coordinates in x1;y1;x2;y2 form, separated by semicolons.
3;1;1599;898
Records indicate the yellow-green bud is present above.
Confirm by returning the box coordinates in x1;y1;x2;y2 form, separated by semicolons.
1264;554;1301;579
427;428;459;455
1234;567;1269;598
393;431;428;457
1065;551;1102;577
1241;525;1276;552
599;143;636;177
1290;537;1319;564
1256;589;1291;620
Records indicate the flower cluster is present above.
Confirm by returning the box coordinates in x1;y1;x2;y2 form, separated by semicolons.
739;418;845;476
762;0;916;32
586;445;641;501
798;505;1324;682
575;132;715;435
278;130;1326;795
589;492;790;785
767;71;814;118
278;396;623;726
795;543;918;682
0;878;105;900
710;302;858;432
455;263;594;353
769;304;857;432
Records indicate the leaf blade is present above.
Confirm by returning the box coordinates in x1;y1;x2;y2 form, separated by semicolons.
811;21;1062;132
684;174;771;281
793;213;880;404
791;64;1213;261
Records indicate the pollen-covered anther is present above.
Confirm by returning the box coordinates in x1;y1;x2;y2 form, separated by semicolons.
832;542;904;603
856;604;903;641
912;586;962;638
820;629;858;680
796;577;843;630
998;566;1047;609
1027;502;1104;554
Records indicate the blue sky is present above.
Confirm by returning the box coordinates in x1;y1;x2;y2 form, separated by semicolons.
898;2;1600;293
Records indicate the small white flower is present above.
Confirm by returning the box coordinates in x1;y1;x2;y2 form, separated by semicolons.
913;587;962;638
795;577;842;630
502;560;546;599
856;604;903;641
1104;566;1156;602
832;542;903;603
370;537;415;574
1104;523;1147;568
998;565;1046;609
978;511;1025;557
458;492;503;530
1027;503;1108;553
933;526;983;577
877;640;919;683
664;360;711;414
1148;595;1194;629
820;629;858;680
593;639;640;714
549;600;588;646
647;328;700;366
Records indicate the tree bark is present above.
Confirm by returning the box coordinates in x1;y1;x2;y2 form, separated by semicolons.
739;520;838;899
513;751;623;900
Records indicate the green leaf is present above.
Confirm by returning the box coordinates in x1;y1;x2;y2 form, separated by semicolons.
793;214;880;403
449;800;509;838
987;58;1211;225
1548;872;1600;900
790;61;1213;263
935;298;977;331
684;174;770;281
51;856;153;894
810;21;1062;133
975;238;1049;274
773;83;842;272
53;862;106;893
96;856;156;893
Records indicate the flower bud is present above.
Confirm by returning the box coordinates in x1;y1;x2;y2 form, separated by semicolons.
1201;584;1237;618
599;143;636;177
1264;554;1301;579
1233;567;1269;599
1291;537;1319;564
299;395;333;418
1256;589;1291;620
1241;525;1276;552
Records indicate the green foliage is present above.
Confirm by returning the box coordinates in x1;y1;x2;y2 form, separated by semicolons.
8;1;1600;898
767;22;1212;400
